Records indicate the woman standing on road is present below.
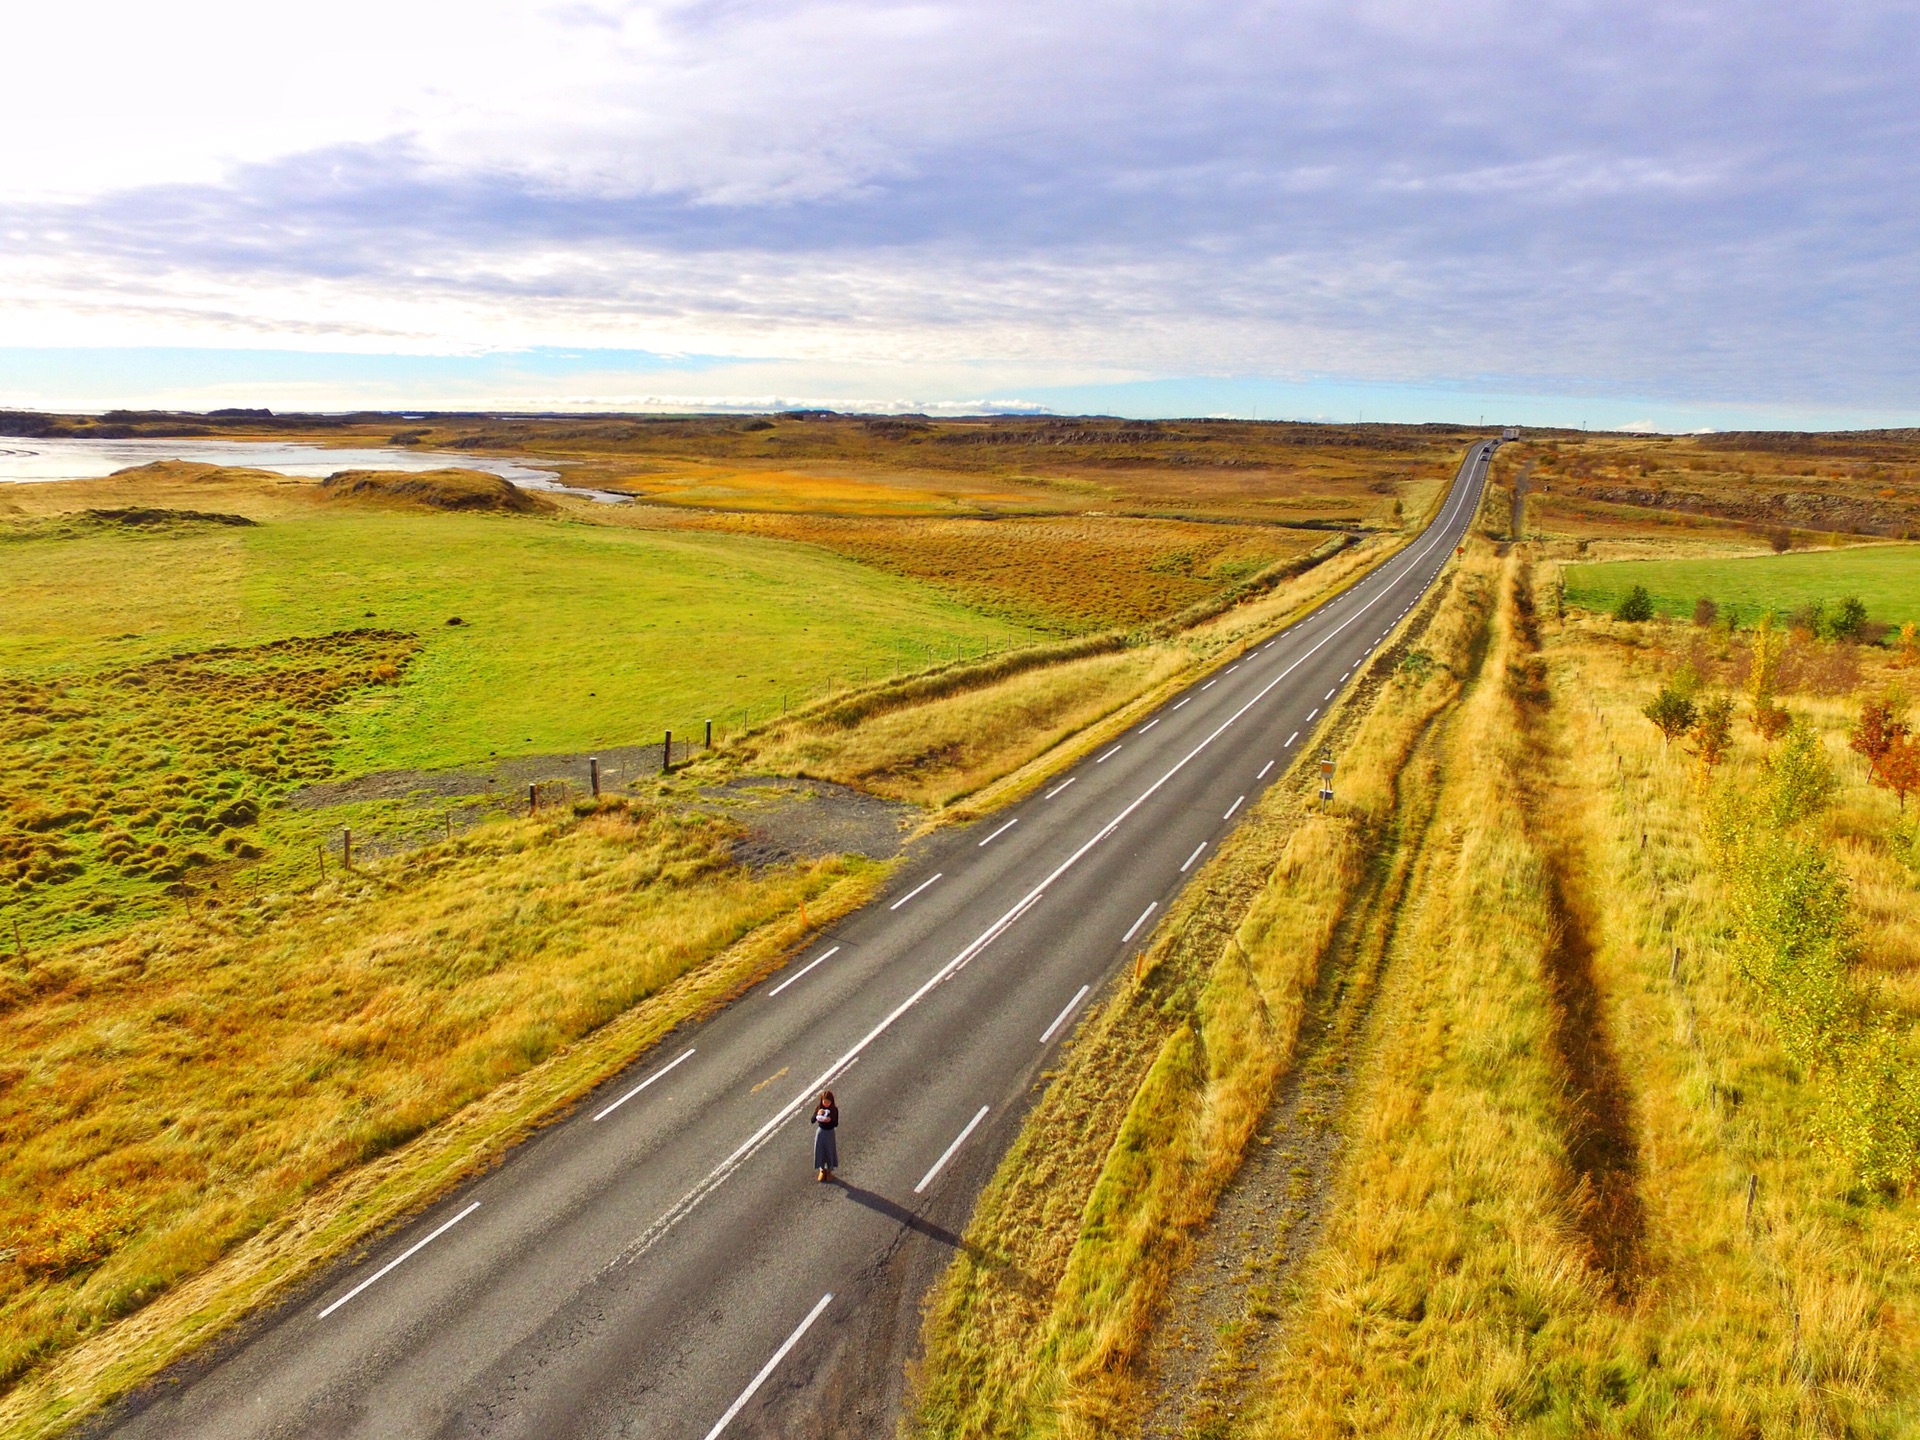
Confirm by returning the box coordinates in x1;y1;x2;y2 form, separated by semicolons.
812;1091;839;1182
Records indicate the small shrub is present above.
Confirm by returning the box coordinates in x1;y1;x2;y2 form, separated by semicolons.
1824;595;1869;643
1690;694;1735;774
1692;595;1718;627
1644;686;1697;745
1768;527;1794;553
1613;584;1654;623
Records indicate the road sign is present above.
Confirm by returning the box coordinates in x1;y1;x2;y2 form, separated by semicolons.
1319;758;1334;803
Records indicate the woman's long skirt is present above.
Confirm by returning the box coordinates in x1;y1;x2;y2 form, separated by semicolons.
813;1126;838;1171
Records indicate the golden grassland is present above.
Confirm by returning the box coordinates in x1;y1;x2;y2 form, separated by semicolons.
1232;567;1920;1437
0;799;882;1430
907;545;1501;1437
623;511;1324;632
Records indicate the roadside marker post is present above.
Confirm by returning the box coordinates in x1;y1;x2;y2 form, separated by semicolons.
342;828;353;869
589;756;600;798
528;783;538;815
1319;759;1334;805
663;729;673;773
706;719;713;749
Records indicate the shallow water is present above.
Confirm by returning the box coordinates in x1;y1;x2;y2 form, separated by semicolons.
0;436;631;503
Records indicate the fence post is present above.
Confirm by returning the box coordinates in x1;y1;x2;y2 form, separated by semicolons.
590;756;600;798
663;729;672;773
343;828;353;869
706;719;713;749
528;782;538;815
10;918;22;959
317;844;325;883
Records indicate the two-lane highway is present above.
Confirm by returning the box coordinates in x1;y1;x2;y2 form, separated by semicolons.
96;443;1494;1440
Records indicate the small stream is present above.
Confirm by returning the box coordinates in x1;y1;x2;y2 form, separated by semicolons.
0;436;632;504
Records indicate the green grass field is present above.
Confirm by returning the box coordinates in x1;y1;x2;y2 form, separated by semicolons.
1563;544;1920;629
2;510;1040;770
0;505;1039;942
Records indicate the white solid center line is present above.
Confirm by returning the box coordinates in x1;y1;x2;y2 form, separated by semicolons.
1045;777;1077;799
1257;759;1275;778
1172;697;1191;710
1097;745;1123;763
767;947;840;999
978;818;1019;847
915;1105;991;1194
609;459;1486;1271
1224;795;1245;819
595;1046;699;1120
1180;841;1207;872
1139;718;1161;733
703;1293;835;1440
318;1202;480;1319
1123;900;1158;941
890;873;943;910
1040;984;1092;1044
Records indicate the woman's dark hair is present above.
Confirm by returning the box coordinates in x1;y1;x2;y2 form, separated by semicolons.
820;1091;835;1107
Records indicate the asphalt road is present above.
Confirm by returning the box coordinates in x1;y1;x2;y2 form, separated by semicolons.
95;442;1494;1440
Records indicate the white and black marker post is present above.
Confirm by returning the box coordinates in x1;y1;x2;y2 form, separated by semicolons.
1319;757;1334;805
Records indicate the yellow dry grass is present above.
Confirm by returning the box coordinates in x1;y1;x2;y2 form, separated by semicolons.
1235;559;1920;1437
0;800;881;1426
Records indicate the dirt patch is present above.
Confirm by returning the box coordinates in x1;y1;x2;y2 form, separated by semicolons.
290;755;915;870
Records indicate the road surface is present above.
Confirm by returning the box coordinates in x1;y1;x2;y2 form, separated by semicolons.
94;442;1494;1440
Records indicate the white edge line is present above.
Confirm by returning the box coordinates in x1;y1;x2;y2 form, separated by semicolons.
318;1202;480;1319
1172;697;1191;710
1139;718;1160;732
978;818;1019;847
1044;777;1077;799
1096;745;1122;763
1122;900;1158;942
1201;680;1216;690
608;451;1486;1271
702;1292;835;1440
1040;984;1092;1044
1257;760;1275;778
595;1046;699;1120
889;872;943;910
767;949;840;999
914;1105;991;1194
1225;664;1239;673
1285;731;1299;746
1180;841;1206;872
1224;795;1245;819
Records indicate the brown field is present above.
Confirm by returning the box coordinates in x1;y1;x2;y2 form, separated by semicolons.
1485;428;1920;550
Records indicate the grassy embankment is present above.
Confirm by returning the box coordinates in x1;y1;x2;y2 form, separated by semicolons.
0;456;1411;1434
1226;562;1920;1436
908;542;1501;1435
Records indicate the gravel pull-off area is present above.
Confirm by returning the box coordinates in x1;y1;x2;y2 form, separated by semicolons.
289;752;915;869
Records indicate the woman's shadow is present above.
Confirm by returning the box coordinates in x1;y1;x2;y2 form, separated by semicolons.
829;1179;1045;1301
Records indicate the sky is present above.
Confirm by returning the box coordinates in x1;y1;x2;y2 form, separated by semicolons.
2;0;1916;428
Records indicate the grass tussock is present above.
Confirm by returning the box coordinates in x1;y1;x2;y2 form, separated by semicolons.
1235;558;1920;1437
0;800;875;1414
907;547;1500;1437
